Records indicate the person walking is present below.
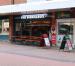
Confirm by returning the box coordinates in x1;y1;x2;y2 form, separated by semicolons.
59;32;70;51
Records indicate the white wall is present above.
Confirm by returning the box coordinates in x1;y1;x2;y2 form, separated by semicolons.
27;0;47;2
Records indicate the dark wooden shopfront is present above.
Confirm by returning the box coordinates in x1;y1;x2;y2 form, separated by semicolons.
9;13;54;46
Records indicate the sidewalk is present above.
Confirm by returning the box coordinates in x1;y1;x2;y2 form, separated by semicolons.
0;41;75;63
0;53;75;66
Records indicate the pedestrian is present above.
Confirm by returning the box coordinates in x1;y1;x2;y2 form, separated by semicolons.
59;32;69;51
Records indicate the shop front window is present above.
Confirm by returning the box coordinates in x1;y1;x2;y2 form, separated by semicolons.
14;14;50;37
58;22;73;35
0;19;9;35
13;14;51;46
57;22;73;46
56;11;71;19
14;20;50;36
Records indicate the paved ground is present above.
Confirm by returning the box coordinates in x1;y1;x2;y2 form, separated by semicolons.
0;41;75;66
0;53;75;66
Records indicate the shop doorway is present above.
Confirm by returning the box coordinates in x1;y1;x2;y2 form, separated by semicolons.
0;18;9;41
57;19;74;48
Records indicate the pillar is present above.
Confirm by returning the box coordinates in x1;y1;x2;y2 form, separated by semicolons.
9;15;14;40
51;11;56;45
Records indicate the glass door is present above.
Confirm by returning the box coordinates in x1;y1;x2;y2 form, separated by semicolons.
57;20;74;47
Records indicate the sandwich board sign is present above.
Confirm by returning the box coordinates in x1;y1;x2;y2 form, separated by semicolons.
66;39;72;51
42;34;50;47
60;34;73;51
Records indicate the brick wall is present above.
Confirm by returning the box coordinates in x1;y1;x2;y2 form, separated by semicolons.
0;0;27;5
0;0;12;5
14;0;27;4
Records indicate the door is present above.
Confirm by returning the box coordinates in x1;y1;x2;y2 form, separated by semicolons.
0;19;9;41
57;19;74;48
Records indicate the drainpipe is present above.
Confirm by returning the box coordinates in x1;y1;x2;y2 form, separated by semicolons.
11;0;14;4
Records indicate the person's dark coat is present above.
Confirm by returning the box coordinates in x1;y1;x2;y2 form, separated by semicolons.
60;36;67;49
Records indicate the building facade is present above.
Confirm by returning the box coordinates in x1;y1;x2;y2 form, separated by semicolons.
0;0;75;48
0;0;27;5
0;0;27;40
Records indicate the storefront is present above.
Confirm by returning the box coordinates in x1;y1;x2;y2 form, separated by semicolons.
0;16;9;40
11;13;52;46
0;0;75;47
56;10;75;48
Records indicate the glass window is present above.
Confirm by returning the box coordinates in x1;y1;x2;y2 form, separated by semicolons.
14;15;50;37
0;19;9;35
58;22;73;35
56;11;71;19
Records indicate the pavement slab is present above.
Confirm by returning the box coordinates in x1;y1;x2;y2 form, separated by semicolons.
0;41;75;63
0;53;75;66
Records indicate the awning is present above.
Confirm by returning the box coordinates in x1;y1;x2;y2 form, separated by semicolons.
0;0;75;15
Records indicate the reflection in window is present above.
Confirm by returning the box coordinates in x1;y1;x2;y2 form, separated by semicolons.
0;19;9;35
15;23;21;31
58;23;73;35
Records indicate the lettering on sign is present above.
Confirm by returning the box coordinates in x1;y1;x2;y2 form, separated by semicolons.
21;14;48;19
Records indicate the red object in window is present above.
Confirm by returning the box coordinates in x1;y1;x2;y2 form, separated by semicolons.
40;34;48;47
42;34;48;38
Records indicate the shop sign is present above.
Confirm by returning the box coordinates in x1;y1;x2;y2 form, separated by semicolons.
21;14;47;19
42;34;50;47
